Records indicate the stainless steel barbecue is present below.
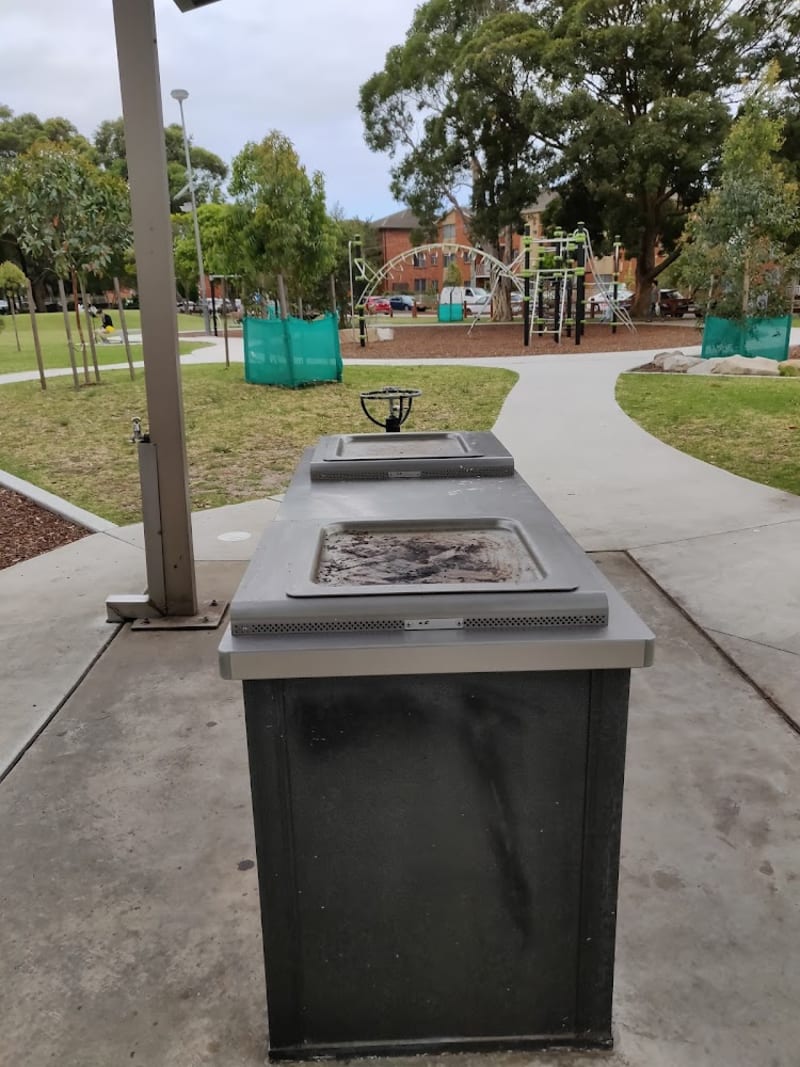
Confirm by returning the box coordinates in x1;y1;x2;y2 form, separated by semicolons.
218;428;654;1059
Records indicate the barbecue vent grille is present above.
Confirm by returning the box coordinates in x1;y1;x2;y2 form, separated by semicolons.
233;611;607;636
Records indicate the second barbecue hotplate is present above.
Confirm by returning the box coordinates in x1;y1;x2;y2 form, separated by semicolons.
310;432;514;480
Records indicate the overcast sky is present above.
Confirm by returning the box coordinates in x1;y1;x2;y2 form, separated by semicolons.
2;0;415;221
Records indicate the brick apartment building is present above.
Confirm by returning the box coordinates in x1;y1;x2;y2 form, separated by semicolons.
372;194;557;296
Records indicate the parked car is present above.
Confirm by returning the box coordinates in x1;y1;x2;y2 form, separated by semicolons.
389;294;415;313
587;286;634;316
364;295;392;315
0;298;8;314
658;289;696;317
439;285;491;315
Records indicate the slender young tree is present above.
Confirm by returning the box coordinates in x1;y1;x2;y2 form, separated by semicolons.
0;259;27;350
229;131;338;311
1;142;130;346
677;79;800;321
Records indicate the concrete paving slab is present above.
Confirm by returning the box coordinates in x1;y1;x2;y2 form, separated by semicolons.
631;521;800;655
707;630;800;731
111;497;282;562
1;555;798;1066
0;531;144;777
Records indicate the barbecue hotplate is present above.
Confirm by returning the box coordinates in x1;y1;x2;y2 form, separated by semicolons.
309;432;514;480
289;519;548;597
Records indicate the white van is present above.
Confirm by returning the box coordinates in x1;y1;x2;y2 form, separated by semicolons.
439;285;491;315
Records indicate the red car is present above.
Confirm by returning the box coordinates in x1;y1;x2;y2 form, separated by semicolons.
364;295;392;315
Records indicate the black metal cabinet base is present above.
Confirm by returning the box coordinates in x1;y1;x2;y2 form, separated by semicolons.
243;669;629;1060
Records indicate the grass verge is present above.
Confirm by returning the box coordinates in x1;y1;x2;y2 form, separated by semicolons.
0;363;517;524
616;372;800;495
0;310;209;375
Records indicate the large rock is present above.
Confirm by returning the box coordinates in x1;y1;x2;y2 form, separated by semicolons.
687;357;725;375
711;354;780;376
688;354;780;376
659;353;702;373
652;350;686;367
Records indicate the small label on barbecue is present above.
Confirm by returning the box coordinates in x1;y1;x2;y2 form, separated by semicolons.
404;618;465;630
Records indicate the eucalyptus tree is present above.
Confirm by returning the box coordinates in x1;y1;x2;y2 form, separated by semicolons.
229;131;338;311
172;201;243;301
677;81;800;320
525;0;787;313
0;260;27;350
361;0;789;315
0;106;95;302
1;142;130;318
360;0;547;317
95;116;228;212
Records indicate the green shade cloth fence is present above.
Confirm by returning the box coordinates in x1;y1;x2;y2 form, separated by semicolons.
438;302;464;323
243;313;343;387
701;315;791;362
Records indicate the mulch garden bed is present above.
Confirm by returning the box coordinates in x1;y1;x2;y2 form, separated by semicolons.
340;321;701;359
0;486;89;571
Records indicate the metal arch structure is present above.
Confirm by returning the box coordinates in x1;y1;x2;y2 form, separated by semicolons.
351;242;524;306
350;231;636;343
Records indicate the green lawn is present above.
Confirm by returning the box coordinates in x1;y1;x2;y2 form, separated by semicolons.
0;309;209;375
0;364;517;524
616;372;800;495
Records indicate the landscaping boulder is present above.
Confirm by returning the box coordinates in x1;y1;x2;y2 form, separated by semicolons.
653;350;685;367
688;354;780;376
653;350;702;372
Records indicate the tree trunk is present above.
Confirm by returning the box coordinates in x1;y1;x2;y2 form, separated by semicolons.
32;277;48;314
71;268;90;384
631;219;660;318
741;246;750;319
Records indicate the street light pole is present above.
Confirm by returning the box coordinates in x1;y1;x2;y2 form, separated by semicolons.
171;88;211;335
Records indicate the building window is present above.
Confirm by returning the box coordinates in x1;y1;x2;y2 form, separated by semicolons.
442;223;456;241
430;253;438;265
463;250;473;262
412;252;426;268
431;280;439;292
414;278;427;293
443;253;456;267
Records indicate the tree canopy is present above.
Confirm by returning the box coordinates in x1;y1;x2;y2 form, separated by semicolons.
172;201;243;300
677;76;800;320
360;1;545;257
0;105;91;163
360;0;791;313
229;131;338;307
95;116;228;212
1;142;130;283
